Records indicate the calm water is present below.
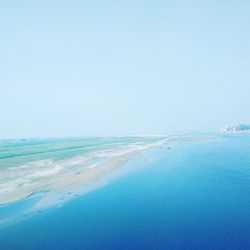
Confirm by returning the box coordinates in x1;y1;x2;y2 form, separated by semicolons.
1;135;250;250
0;136;160;168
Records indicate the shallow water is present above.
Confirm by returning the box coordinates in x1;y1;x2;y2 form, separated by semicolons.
1;135;250;249
0;136;163;206
0;137;160;168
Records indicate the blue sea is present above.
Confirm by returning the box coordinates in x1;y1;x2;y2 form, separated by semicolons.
1;135;250;249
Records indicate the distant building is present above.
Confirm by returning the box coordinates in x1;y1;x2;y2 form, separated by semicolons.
221;124;250;134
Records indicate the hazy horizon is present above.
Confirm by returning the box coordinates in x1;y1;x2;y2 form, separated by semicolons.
1;1;249;138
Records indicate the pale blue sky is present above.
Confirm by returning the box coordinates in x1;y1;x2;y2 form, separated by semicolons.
1;1;250;138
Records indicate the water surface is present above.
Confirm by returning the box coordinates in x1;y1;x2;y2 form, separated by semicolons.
1;135;250;249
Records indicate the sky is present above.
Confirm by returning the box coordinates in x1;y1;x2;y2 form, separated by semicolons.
0;0;250;138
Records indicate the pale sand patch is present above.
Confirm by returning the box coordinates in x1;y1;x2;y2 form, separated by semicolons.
0;135;213;209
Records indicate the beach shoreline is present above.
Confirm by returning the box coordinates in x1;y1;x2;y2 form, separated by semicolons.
0;135;214;220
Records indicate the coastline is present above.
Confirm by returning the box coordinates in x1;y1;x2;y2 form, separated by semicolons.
0;135;214;227
0;137;169;207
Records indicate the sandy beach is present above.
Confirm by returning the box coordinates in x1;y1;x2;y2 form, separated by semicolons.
0;135;212;209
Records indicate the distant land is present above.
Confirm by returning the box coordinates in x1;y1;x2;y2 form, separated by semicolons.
221;124;250;134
